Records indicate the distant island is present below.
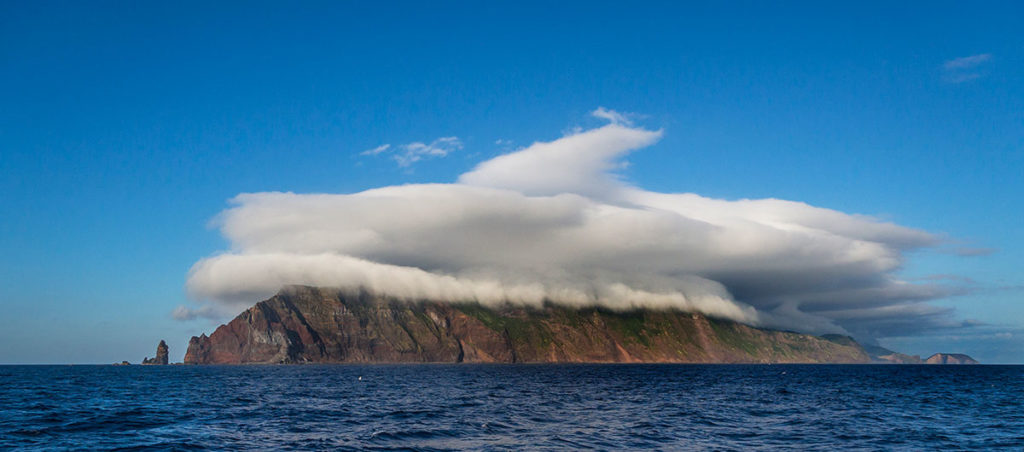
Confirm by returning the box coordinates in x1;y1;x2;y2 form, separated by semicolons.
183;286;978;365
924;353;980;365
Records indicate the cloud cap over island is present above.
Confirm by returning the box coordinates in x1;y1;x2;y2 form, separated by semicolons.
185;109;963;341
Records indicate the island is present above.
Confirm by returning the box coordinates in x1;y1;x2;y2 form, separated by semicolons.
183;286;978;365
925;353;980;365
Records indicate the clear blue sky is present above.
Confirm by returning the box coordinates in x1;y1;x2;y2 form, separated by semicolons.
2;1;1021;363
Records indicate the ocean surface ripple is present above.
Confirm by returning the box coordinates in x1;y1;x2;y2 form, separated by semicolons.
1;364;1022;450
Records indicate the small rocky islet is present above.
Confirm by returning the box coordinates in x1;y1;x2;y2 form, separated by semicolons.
141;340;169;365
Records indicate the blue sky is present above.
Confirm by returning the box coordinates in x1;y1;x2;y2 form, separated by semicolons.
1;1;1021;363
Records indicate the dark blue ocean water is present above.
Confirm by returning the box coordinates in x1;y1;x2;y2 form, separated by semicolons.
1;365;1022;451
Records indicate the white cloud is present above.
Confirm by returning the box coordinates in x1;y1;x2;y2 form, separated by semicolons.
360;137;462;167
459;120;661;199
591;106;634;126
187;110;962;341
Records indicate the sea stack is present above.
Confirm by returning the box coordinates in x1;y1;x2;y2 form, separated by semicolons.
142;340;169;365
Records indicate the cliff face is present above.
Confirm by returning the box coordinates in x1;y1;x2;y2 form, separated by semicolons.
925;353;979;365
185;286;871;364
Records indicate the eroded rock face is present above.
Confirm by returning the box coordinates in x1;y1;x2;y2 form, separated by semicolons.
925;353;979;365
142;340;169;365
184;286;872;365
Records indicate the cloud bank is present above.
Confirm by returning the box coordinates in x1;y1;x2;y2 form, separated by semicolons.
185;109;962;340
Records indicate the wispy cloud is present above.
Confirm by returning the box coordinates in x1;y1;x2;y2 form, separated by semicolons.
396;137;462;167
936;244;998;257
591;106;634;126
916;274;978;284
954;246;997;257
361;137;462;167
360;144;391;156
171;305;220;321
942;53;992;83
944;54;992;70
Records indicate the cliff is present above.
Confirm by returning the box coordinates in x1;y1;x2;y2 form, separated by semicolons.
184;286;871;364
925;353;979;365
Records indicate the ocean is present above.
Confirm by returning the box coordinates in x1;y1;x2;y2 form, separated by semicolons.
1;364;1021;450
